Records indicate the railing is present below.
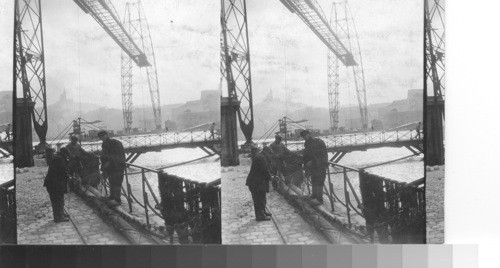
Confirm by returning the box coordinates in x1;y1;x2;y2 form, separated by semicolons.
0;138;13;157
284;130;422;151
278;154;365;226
80;131;221;152
279;154;424;242
323;163;365;227
89;159;221;244
0;179;16;244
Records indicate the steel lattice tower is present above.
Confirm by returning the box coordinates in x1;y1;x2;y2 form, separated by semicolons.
121;1;162;132
425;0;445;165
14;0;48;145
328;1;368;131
221;0;254;144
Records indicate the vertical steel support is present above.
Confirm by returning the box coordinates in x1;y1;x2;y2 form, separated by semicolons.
14;99;35;168
221;97;240;166
424;0;445;166
142;169;149;226
14;0;49;147
121;1;162;132
221;0;254;145
328;3;340;132
343;168;351;226
329;1;368;130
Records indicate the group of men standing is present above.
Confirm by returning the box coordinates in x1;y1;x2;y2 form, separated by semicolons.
43;130;126;222
246;129;328;221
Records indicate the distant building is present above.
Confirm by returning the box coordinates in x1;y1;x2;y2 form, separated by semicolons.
377;89;423;129
172;90;220;130
371;119;383;130
407;89;423;111
383;109;422;129
164;120;177;131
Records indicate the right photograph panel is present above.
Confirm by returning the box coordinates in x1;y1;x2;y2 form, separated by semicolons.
424;0;445;244
221;0;426;244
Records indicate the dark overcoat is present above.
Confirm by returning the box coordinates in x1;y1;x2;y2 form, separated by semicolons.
43;153;69;193
246;153;272;192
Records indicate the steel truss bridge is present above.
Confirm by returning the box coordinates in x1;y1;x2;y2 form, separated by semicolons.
284;130;423;162
68;131;221;162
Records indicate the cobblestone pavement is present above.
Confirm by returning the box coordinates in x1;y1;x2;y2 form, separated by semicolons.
17;166;128;245
426;165;445;243
222;160;329;245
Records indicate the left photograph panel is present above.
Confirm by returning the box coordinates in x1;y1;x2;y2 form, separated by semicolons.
11;0;221;245
0;0;16;245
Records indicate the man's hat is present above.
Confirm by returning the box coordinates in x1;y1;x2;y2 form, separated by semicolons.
59;147;70;155
300;129;310;136
97;130;108;137
275;134;282;140
70;135;78;140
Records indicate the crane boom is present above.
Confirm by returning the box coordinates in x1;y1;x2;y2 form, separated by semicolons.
73;0;150;67
279;0;356;66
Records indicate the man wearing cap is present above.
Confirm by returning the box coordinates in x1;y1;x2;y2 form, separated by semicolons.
300;130;328;205
44;147;71;222
98;130;126;206
246;145;274;221
269;134;293;182
66;135;88;178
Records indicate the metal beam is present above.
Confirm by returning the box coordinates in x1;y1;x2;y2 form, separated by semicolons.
279;0;356;66
328;1;368;130
424;0;445;165
15;0;49;146
74;0;150;67
121;1;162;131
221;0;254;144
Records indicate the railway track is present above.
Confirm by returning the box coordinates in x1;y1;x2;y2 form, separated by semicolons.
266;205;288;244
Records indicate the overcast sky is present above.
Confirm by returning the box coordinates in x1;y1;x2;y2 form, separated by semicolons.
245;0;423;109
0;0;219;109
1;0;422;110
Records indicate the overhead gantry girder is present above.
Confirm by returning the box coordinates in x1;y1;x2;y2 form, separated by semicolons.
279;0;356;66
74;0;150;67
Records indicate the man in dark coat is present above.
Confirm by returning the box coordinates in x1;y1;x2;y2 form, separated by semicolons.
300;130;328;205
269;134;294;175
98;130;126;207
44;147;71;222
66;135;88;178
246;145;274;221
